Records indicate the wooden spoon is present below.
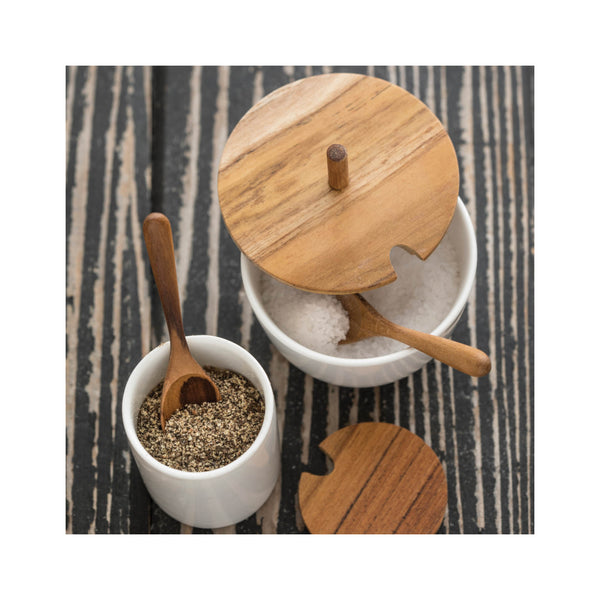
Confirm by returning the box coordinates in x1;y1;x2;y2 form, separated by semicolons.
143;213;220;429
337;294;491;377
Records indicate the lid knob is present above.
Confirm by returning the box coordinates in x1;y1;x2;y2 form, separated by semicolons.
327;143;348;190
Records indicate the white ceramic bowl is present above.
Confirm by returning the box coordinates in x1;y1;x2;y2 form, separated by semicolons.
241;197;477;387
122;335;280;528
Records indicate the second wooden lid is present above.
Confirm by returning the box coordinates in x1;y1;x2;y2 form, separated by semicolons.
298;422;447;534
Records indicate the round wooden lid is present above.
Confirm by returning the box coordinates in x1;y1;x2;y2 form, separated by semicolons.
298;422;447;534
218;73;459;294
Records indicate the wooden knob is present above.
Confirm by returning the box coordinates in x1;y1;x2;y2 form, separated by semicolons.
327;144;348;190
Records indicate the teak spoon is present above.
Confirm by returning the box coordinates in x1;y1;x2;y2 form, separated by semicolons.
337;294;491;377
143;213;220;429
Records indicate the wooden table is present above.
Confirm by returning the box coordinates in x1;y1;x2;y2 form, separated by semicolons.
66;66;534;534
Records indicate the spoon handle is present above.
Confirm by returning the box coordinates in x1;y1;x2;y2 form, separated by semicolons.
143;213;188;352
377;319;491;377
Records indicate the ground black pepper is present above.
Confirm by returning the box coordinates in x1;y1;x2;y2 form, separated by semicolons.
136;366;265;472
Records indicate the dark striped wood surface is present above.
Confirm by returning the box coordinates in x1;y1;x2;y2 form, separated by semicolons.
66;66;534;534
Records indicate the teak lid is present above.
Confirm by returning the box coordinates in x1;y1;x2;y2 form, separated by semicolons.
298;422;447;534
218;73;459;295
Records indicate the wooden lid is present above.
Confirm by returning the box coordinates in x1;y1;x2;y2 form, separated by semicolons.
218;73;459;294
298;422;447;534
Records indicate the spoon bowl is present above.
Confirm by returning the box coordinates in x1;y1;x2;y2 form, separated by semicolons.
337;294;491;378
143;212;220;428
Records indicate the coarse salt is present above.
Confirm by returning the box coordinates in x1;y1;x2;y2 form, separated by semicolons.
260;234;460;358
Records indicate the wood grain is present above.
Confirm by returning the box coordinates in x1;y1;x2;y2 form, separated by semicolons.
299;423;447;534
218;73;460;294
66;66;534;535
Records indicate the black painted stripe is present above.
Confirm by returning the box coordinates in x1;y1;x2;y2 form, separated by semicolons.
412;368;426;442
65;67;88;266
500;66;521;533
358;386;375;423
87;65;118;535
70;66;99;534
307;378;330;477
277;365;306;533
471;65;496;533
181;67;216;341
338;386;355;429
379;381;396;425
